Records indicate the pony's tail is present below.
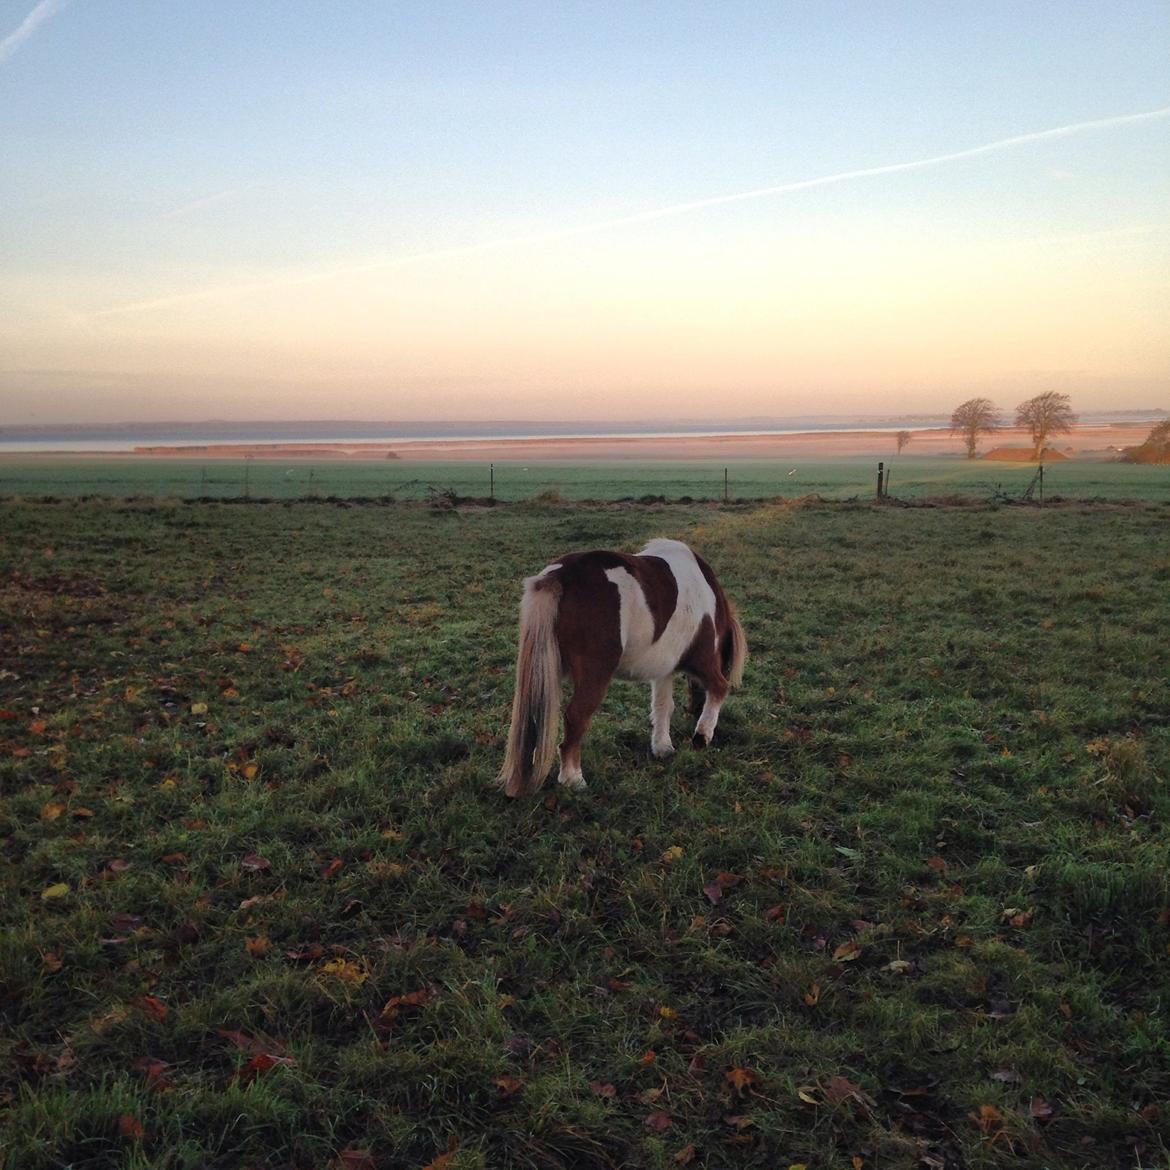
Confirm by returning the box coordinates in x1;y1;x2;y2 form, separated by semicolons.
499;574;563;798
724;602;748;689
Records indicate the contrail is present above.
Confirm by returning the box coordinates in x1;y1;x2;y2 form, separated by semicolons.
0;0;69;65
94;106;1170;318
159;188;250;222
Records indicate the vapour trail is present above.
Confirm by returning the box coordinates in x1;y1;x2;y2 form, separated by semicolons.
94;105;1170;318
0;0;69;64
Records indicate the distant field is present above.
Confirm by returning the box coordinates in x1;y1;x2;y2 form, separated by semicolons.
1;496;1168;1169
1;454;1168;502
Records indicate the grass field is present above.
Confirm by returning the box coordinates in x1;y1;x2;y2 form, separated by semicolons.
1;496;1168;1169
1;454;1169;503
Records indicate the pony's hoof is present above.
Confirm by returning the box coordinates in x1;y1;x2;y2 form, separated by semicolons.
691;733;711;750
558;774;587;791
651;743;676;760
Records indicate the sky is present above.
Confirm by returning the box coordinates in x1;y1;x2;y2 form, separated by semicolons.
1;1;1168;425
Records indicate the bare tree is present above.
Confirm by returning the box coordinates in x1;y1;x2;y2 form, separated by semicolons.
950;398;1002;459
895;430;913;454
1016;392;1077;461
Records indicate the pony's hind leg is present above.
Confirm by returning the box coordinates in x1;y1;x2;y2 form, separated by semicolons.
693;685;729;747
558;661;613;789
681;617;731;749
650;676;676;758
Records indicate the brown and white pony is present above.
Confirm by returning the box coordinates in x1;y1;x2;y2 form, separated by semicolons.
499;538;747;797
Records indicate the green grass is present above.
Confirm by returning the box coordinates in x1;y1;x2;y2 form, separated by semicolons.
1;496;1168;1169
2;454;1169;502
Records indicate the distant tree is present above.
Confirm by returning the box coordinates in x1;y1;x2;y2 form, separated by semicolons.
895;430;913;454
1016;392;1077;461
950;398;1002;459
1121;418;1170;464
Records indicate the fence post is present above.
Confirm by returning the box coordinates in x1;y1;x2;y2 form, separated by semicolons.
1039;463;1044;507
724;467;729;502
876;461;885;499
490;463;494;503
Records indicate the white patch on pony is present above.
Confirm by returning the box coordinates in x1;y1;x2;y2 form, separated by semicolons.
604;539;717;683
557;762;586;789
535;562;563;578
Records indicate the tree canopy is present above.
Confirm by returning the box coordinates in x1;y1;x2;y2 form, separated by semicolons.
1016;392;1077;461
950;398;1002;459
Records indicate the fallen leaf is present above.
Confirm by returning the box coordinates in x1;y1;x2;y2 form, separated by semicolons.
803;982;820;1007
1030;1097;1054;1119
190;702;208;715
638;1049;657;1065
674;1144;696;1165
832;939;863;962
969;1103;1003;1133
245;935;270;956
590;1081;617;1098
825;1075;876;1114
118;1114;145;1140
661;845;684;864
333;1150;376;1170
41;882;69;900
133;995;168;1022
659;1005;679;1020
286;943;323;962
493;1075;524;1097
725;1067;759;1094
644;1111;672;1132
238;1051;295;1084
40;802;65;821
217;1029;286;1056
319;957;368;986
241;853;271;872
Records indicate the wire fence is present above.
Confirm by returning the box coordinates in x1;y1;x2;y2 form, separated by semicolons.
0;457;1166;504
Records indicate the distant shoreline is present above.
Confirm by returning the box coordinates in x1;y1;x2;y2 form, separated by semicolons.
0;421;1154;462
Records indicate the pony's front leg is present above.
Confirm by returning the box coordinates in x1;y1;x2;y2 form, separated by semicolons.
649;676;675;758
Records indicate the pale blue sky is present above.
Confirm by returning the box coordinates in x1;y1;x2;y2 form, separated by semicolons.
2;1;1168;422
